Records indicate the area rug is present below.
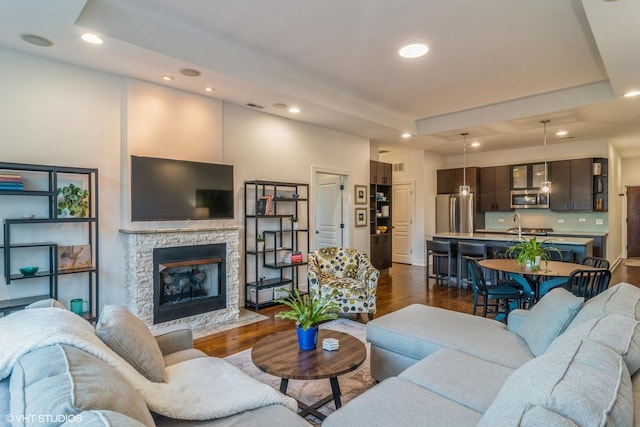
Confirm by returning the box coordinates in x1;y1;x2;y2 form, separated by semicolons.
624;259;640;268
224;318;374;424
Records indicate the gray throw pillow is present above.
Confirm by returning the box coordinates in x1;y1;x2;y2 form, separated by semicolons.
549;314;640;375
516;288;583;356
96;305;166;383
10;345;154;427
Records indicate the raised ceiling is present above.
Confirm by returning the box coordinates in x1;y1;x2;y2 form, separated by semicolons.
1;0;639;157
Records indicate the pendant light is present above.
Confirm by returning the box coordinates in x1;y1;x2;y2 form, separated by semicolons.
459;132;470;196
540;119;551;193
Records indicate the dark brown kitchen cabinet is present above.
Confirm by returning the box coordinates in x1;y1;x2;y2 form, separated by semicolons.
479;165;512;211
370;234;392;270
370;160;392;185
550;158;593;211
437;167;478;194
370;160;392;271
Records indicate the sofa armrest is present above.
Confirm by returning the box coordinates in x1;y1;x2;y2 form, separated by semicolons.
507;309;530;333
357;256;380;291
152;325;194;355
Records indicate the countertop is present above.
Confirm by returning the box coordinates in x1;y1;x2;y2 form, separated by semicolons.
433;232;593;246
476;229;608;237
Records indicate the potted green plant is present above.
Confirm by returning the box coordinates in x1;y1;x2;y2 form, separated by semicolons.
57;184;90;218
506;236;561;271
290;217;299;230
256;233;265;252
275;287;339;350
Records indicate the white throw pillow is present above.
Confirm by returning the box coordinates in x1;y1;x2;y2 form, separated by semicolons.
516;288;583;356
96;305;166;383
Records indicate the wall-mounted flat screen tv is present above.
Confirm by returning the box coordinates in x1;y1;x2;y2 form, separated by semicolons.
131;156;234;221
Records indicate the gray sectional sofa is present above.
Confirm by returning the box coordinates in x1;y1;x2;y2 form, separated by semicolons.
324;282;640;426
0;302;309;427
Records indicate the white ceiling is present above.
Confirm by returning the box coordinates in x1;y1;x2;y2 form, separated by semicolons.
1;0;640;157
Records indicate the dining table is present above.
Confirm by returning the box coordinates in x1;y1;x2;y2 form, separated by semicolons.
478;258;600;304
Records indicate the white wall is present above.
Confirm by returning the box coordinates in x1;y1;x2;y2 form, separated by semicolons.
0;48;122;307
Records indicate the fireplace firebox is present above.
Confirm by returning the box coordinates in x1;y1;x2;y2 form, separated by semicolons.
153;243;226;324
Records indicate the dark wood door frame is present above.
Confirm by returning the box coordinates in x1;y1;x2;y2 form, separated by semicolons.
627;186;640;258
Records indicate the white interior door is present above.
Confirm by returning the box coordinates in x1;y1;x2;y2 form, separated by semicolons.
315;174;343;249
392;182;414;264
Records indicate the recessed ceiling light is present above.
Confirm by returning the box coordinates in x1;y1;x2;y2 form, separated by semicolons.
81;33;103;45
555;130;568;136
624;90;640;97
289;107;300;113
205;87;214;92
401;133;411;139
471;142;481;148
162;75;174;81
180;68;201;77
398;42;429;59
20;33;53;47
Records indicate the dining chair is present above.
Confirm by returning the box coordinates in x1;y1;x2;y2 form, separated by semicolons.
491;249;533;308
457;242;488;289
466;257;523;321
564;268;612;300
581;256;610;269
426;240;455;287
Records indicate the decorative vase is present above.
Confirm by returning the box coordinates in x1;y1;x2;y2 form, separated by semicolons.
293;222;299;231
525;255;542;270
296;325;318;351
257;241;264;252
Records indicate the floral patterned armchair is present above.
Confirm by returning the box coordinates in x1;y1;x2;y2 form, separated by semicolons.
307;247;380;319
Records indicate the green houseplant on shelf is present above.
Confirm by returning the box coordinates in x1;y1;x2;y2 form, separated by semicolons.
57;184;90;218
506;236;561;271
275;287;339;350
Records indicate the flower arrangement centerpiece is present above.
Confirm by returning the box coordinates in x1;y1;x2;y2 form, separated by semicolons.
275;288;339;350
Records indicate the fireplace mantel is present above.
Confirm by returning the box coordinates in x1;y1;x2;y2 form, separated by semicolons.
120;227;240;335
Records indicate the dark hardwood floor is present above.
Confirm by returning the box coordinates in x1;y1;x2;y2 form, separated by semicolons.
194;261;640;358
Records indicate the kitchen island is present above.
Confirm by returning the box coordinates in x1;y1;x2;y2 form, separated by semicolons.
428;232;593;285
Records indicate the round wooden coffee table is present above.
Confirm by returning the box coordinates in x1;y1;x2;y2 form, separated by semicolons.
251;329;366;420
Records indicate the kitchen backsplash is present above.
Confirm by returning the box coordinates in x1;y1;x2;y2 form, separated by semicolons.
485;210;608;233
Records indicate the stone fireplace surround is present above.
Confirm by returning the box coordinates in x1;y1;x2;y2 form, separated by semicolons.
120;227;240;335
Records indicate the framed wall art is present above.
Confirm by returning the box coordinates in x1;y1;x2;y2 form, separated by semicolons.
354;185;367;205
355;207;367;227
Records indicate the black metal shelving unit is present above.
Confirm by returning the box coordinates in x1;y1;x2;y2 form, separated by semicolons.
244;180;309;310
0;162;99;320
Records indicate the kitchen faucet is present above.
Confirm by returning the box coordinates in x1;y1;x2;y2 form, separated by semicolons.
513;213;522;240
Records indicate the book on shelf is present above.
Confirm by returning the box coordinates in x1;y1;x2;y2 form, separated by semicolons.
284;250;303;264
0;182;24;191
257;195;274;215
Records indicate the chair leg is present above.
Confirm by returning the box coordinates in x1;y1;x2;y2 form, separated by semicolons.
367;313;374;321
472;290;478;315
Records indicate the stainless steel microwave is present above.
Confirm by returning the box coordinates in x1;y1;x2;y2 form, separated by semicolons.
510;190;549;209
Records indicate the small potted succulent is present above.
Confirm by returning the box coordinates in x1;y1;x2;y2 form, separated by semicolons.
256;233;265;252
57;184;90;218
290;217;299;230
275;287;339;350
506;236;561;271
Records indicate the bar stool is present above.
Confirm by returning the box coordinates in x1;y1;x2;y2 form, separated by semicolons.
426;240;455;287
457;242;488;289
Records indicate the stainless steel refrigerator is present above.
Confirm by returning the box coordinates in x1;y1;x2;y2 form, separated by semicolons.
436;193;475;233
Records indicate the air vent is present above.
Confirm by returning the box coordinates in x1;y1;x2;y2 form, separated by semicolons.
393;162;405;172
246;103;265;109
558;136;575;140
